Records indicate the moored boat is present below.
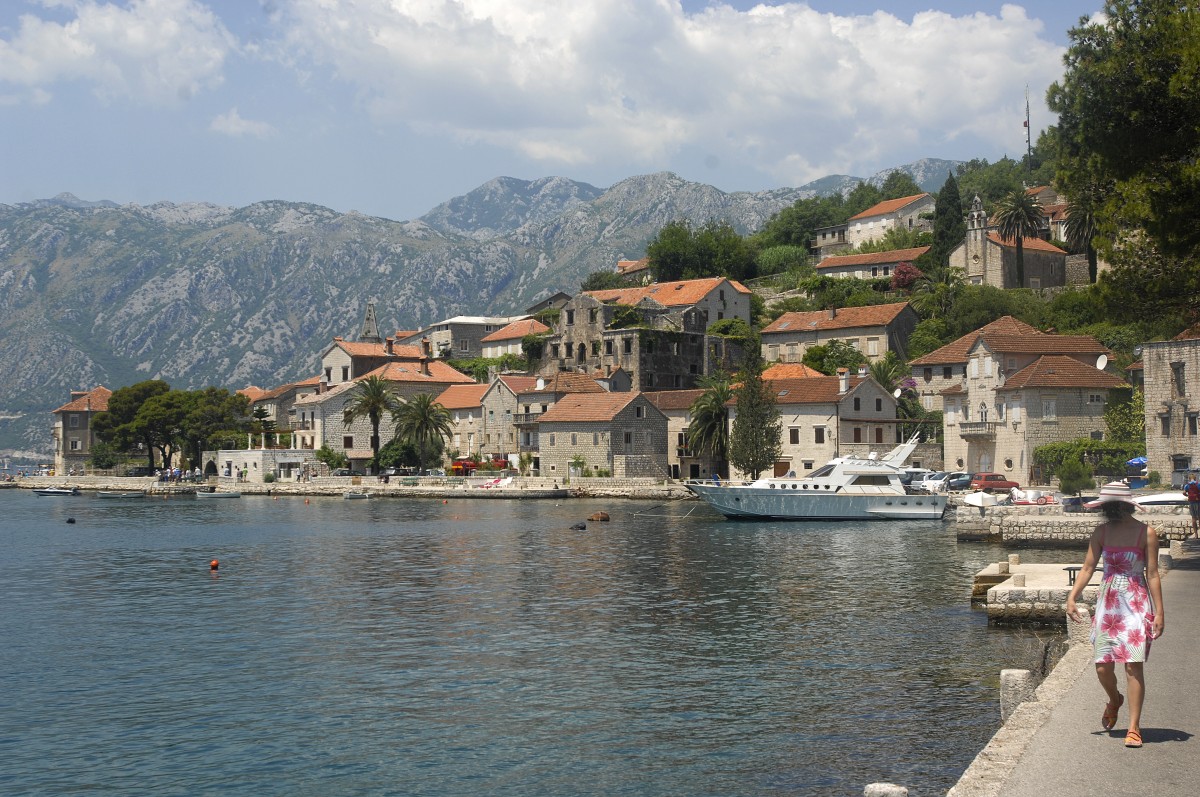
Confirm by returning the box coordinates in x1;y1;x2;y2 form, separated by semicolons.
97;491;146;499
32;486;81;496
684;435;947;521
343;490;371;500
195;490;241;498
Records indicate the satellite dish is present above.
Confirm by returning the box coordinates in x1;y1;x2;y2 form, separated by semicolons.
893;388;903;398
1096;354;1108;370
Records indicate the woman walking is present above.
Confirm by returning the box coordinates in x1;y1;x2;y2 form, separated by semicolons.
1066;481;1165;748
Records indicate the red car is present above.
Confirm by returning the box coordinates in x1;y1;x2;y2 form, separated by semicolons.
969;472;1020;492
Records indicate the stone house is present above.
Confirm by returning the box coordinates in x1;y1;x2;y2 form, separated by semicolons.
436;374;538;463
910;316;1110;413
514;372;608;470
536;289;741;391
1140;325;1200;485
760;302;919;364
845;193;935;248
397;315;526;360
811;222;850;258
51;385;112;474
644;388;709;480
584;276;753;331
480;318;549;359
244;377;321;441
741;371;903;479
941;345;1125;483
535;392;669;480
525;292;572;316
616;257;652;285
815;246;930;280
949;195;1068;289
436;383;492;459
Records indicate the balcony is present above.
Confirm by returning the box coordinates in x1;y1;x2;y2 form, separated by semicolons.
513;412;542;425
959;421;999;440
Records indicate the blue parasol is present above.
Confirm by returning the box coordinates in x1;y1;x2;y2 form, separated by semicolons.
1126;456;1147;467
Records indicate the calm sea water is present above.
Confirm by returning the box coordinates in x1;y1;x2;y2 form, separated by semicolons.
0;490;1060;796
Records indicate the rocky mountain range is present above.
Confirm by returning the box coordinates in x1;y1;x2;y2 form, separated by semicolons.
0;159;959;458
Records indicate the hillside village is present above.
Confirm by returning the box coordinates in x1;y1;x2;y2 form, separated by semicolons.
47;186;1200;492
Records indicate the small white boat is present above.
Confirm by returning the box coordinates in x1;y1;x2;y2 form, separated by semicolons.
343;490;372;500
685;435;947;521
97;491;145;499
196;490;241;498
1133;491;1188;506
963;491;1001;508
33;486;81;496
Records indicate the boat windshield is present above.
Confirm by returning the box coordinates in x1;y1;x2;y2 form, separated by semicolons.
808;464;837;478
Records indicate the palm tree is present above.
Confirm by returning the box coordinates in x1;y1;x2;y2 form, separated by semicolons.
867;351;905;394
991;189;1044;288
687;373;732;478
392;392;452;475
1064;202;1100;284
910;266;965;319
342;375;401;474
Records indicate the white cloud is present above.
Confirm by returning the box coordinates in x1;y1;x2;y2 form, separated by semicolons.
272;0;1065;181
0;0;235;104
210;106;274;138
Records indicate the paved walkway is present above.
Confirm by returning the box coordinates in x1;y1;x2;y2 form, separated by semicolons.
952;536;1200;796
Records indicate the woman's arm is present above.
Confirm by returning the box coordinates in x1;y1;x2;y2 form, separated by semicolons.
1066;527;1103;622
1145;525;1165;638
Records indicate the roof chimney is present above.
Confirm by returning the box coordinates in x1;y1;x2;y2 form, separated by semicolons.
385;337;394;356
857;364;868;377
837;367;849;394
828;307;837;319
421;337;432;358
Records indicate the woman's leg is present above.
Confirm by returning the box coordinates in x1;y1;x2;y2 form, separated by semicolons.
1125;663;1145;732
1095;662;1120;704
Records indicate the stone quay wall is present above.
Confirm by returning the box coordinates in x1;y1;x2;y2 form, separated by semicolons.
954;503;1193;545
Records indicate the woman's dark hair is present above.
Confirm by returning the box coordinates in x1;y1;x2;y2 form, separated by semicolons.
1101;500;1136;520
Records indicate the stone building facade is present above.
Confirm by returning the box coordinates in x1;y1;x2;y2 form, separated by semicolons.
760;302;919;364
1141;327;1200;485
644;389;710;480
949;196;1068;289
845;193;935;248
51;385;112;474
815;246;929;280
535;392;669;479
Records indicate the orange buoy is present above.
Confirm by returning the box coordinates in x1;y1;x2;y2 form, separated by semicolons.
210;559;219;571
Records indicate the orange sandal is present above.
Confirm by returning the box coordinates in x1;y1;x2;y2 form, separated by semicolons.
1125;729;1142;748
1102;694;1124;730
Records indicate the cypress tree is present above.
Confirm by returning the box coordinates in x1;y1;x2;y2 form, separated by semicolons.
728;345;782;480
930;173;966;274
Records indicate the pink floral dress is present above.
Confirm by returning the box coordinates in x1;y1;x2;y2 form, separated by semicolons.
1091;542;1155;663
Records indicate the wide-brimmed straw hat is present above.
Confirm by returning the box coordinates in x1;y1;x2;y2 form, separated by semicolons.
1084;481;1139;509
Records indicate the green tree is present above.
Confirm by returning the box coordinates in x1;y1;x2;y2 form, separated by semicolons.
1063;194;1101;284
342;375;401;474
867;351;906;393
646;219;757;283
855;226;931;253
87;440;120;470
753;194;847;249
991;188;1044;287
581;270;626;291
180;387;251;466
708;317;754;350
929;173;966;273
879;170;923;199
1054;457;1095;496
1104;388;1145;444
844;181;884;218
910;267;965;320
956;157;1028;208
756;244;812;277
728;349;781;479
687;373;733;478
802;339;868;375
91;380;171;469
315;444;349;470
132;389;194;469
392;392;453;475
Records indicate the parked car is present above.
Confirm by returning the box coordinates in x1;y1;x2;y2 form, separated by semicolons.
900;468;935;487
918;472;950;492
332;468;356;476
969;472;1020;492
944;471;972;491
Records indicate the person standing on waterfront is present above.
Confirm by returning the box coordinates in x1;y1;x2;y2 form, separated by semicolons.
1184;472;1200;537
1066;481;1165;749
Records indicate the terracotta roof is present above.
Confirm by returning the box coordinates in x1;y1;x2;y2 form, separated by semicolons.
538;392;643;423
239;386;267;402
584;277;750;309
985;232;1066;254
997;355;1128;391
331;338;425;359
644;389;705;411
617;258;650;275
761;302;912;335
909;316;1042;365
940;383;966;395
980;333;1111;356
766;376;871;405
497;375;539;393
848;193;931;221
1025;185;1050;196
816;246;929;270
519;372;606;396
53;386;111;413
481;318;548;342
293;380;359;406
1127;361;1144;372
435;383;490;409
1172;324;1200;341
762;363;824;380
363;360;475;385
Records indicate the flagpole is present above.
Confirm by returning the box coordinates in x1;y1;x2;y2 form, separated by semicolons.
1024;85;1032;172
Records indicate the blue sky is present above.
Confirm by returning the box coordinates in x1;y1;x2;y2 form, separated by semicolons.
0;1;1102;221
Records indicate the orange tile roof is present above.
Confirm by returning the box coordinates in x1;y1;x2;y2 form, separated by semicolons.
982;333;1111;356
998;355;1128;391
848;193;931;221
617;258;650;275
332;338;425;359
816;246;930;270
480;318;549;342
538;392;643;422
364;360;475;384
53;386;111;413
497;375;539;393
520;372;606;395
910;316;1042;365
1172;324;1200;341
644;389;706;411
762;363;824;380
1126;361;1143;371
761;301;912;335
766;376;871;404
239;386;267;402
584;277;750;309
435;383;490;409
985;232;1066;254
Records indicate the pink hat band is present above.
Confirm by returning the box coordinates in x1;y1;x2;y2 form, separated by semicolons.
1083;481;1139;509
